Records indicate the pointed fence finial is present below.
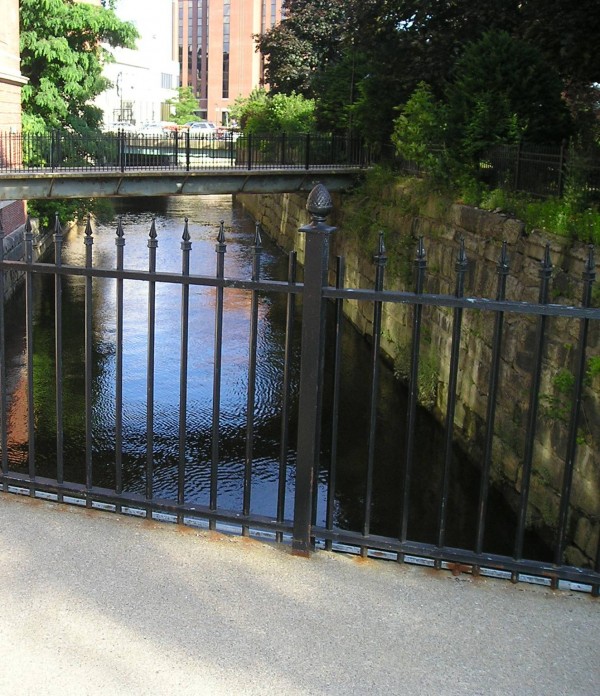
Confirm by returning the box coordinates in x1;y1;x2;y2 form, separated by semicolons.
374;230;387;265
497;240;510;274
215;220;227;255
84;215;93;238
217;220;226;245
116;216;125;239
54;212;63;237
254;221;262;249
416;236;426;262
182;217;190;242
541;243;552;273
25;215;33;235
149;217;158;240
584;244;595;278
456;237;468;270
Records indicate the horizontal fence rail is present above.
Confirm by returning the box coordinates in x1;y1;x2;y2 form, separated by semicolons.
0;130;371;173
0;184;599;594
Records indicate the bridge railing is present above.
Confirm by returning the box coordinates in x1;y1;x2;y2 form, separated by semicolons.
0;129;371;173
0;184;599;593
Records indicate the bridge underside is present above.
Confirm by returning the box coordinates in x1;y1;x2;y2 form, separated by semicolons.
0;168;363;201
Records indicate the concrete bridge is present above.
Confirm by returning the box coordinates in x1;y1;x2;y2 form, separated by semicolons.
0;130;369;200
0;167;364;200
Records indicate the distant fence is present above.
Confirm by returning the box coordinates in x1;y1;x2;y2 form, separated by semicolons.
0;130;370;173
392;141;600;199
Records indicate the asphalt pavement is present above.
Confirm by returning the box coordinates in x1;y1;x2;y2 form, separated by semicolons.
0;491;598;696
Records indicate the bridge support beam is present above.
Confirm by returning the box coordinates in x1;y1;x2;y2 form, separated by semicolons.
0;170;363;201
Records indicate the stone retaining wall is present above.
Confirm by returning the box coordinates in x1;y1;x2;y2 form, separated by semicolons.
238;189;600;567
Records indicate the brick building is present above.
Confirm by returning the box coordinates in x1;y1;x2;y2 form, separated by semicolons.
0;0;27;235
177;0;283;125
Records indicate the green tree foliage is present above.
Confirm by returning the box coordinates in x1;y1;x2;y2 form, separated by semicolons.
20;0;138;134
20;0;137;227
258;0;599;145
311;50;368;134
166;87;199;124
445;32;572;157
256;0;351;96
391;82;446;170
230;89;315;133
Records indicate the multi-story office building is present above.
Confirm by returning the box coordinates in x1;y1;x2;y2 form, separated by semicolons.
177;0;283;125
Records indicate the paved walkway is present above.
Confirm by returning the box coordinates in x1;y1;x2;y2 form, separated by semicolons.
0;491;598;696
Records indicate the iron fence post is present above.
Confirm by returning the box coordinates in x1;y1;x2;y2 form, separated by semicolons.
119;129;125;172
0;218;6;483
54;214;64;491
400;236;427;550
513;139;522;191
293;184;335;556
24;217;35;489
557;139;567;197
83;217;94;502
50;130;55;171
304;133;311;170
437;238;468;553
555;245;595;565
185;129;190;171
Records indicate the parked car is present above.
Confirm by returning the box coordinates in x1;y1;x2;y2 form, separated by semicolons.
185;121;217;136
102;121;136;133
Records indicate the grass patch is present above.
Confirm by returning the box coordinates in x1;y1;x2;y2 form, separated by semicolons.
468;186;600;245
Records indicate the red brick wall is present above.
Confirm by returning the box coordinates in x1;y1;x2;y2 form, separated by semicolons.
0;201;26;234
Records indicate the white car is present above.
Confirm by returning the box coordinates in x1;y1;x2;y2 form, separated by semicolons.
187;121;217;135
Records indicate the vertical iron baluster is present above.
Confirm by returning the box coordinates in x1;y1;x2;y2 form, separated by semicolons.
594;528;600;597
178;219;192;521
475;242;510;560
325;255;345;551
84;216;93;502
276;250;298;542
54;215;64;494
210;221;227;524
362;232;387;554
400;237;427;555
0;218;7;484
513;244;552;576
242;222;262;532
115;218;125;502
555;246;596;566
293;184;335;556
146;218;158;517
437;238;468;554
24;217;35;491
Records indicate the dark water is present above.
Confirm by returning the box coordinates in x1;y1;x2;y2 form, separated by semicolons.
5;195;549;559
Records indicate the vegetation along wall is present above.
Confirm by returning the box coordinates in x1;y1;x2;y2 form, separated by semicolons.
237;184;600;568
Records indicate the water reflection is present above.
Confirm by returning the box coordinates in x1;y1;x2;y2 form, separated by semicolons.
4;195;549;559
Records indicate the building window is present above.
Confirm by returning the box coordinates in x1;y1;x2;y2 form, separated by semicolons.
222;0;230;98
271;0;277;26
161;73;174;90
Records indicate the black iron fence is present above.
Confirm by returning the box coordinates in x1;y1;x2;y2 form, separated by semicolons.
0;184;599;593
393;141;600;199
0;130;370;173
